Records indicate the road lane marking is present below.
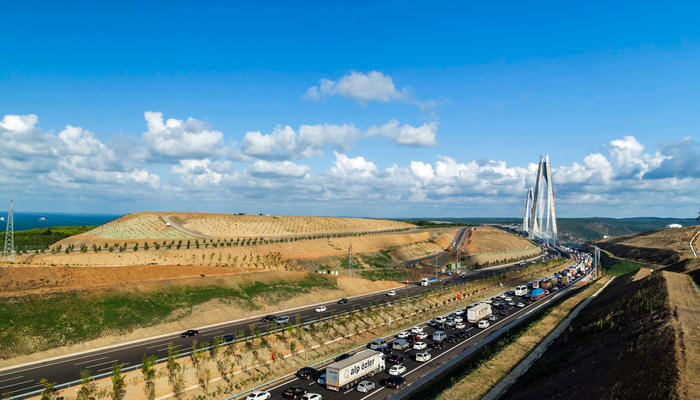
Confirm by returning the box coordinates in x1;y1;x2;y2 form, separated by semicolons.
85;360;118;369
267;377;298;391
0;375;23;384
0;380;33;390
74;356;108;365
360;386;384;399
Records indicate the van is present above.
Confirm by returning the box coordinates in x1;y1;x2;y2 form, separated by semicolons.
369;339;386;350
514;285;528;296
392;338;409;350
432;330;446;342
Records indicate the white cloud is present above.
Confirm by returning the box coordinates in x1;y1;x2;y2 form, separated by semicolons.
142;111;224;160
171;159;228;186
608;136;668;179
367;119;438;147
241;123;358;159
249;160;310;178
329;152;378;179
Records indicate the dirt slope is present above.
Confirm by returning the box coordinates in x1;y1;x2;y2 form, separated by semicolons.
504;270;693;400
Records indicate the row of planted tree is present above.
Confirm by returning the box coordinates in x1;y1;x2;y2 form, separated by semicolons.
32;259;561;400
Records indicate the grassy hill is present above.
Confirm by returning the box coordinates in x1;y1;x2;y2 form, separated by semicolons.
0;226;95;252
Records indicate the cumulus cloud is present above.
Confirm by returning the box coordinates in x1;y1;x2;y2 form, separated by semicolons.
303;71;444;110
329;152;378;179
367;120;438;147
241;123;358;159
249;160;310;178
142;111;224;160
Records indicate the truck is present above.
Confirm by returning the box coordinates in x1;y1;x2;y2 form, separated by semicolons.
560;276;570;284
421;277;437;286
530;288;545;301
325;350;385;391
467;303;492;323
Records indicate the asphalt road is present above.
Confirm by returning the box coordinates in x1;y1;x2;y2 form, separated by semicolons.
0;241;557;399
262;255;587;400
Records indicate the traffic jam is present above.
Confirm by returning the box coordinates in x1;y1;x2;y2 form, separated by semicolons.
246;253;591;400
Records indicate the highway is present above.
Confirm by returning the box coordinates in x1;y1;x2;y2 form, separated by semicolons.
261;254;588;400
0;233;555;399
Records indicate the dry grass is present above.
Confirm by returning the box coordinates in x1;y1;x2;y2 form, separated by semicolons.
663;271;700;400
460;226;541;266
435;276;611;400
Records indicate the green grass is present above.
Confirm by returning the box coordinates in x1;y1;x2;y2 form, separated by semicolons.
0;226;95;251
601;250;650;276
0;274;336;357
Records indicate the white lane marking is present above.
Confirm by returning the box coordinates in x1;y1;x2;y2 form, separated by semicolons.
308;381;315;386
203;329;224;335
84;360;118;369
0;379;33;390
74;356;108;366
344;387;355;394
360;386;384;400
0;375;23;384
267;376;298;391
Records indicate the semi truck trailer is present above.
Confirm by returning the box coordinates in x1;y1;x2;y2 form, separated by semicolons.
467;303;492;323
325;350;385;391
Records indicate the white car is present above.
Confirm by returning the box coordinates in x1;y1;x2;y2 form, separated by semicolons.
413;341;427;350
411;326;424;334
489;314;498;321
397;331;410;339
388;365;406;376
315;305;327;313
301;394;322;400
357;380;375;393
435;316;447;323
415;332;428;340
454;316;464;323
478;320;490;329
455;322;466;329
517;302;525;308
504;296;513;302
245;391;271;400
387;290;397;296
415;352;431;362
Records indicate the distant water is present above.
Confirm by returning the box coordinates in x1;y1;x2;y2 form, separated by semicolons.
0;212;121;232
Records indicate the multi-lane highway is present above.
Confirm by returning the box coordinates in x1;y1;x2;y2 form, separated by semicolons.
0;238;556;399
258;254;588;400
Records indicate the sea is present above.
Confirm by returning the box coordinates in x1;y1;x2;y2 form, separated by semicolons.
0;212;121;232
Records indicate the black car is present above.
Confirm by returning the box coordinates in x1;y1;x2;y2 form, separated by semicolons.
222;334;235;342
295;367;318;380
457;330;469;339
334;353;352;362
384;375;406;389
180;329;198;338
260;315;276;322
446;335;458;343
407;334;419;343
282;386;307;399
430;341;445;350
376;345;392;355
337;298;349;304
386;354;405;364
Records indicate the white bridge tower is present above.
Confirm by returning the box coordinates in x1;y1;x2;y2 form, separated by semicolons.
522;156;558;245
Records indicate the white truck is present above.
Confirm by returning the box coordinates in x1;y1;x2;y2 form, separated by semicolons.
467;303;492;323
421;278;430;286
325;350;385;391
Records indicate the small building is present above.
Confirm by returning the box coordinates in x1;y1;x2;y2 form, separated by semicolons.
667;223;682;229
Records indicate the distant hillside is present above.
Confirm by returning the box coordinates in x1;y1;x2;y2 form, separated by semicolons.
403;217;698;243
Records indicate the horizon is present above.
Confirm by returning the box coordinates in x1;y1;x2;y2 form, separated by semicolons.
2;2;699;217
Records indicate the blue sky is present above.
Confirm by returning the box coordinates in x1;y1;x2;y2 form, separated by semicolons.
1;1;699;217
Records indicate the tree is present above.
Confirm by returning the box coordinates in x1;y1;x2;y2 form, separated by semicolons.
167;345;185;399
141;355;157;400
110;363;126;400
76;369;97;400
39;379;58;400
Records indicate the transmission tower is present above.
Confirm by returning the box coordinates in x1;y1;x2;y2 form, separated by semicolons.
2;200;14;262
348;242;353;277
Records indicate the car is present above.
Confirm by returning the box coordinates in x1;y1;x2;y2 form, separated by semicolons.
430;341;445;350
356;380;375;393
222;334;235;342
386;354;406;364
410;326;424;334
434;316;446;323
387;290;397;296
384;376;406;389
478;320;490;329
457;330;469;339
260;315;276;322
282;386;307;399
544;290;550;295
454;316;464;323
275;316;290;325
446;335;458;343
415;332;428;340
300;394;322;400
245;391;271;400
296;367;318;380
180;329;198;337
337;298;349;304
446;319;456;327
504;296;512;302
315;305;327;313
369;339;387;350
397;331;410;339
376;345;392;355
388;365;406;376
455;322;466;329
415;351;431;362
316;373;326;385
508;301;516;306
489;314;498;321
334;353;352;362
406;334;418;343
517;302;525;308
413;341;427;350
